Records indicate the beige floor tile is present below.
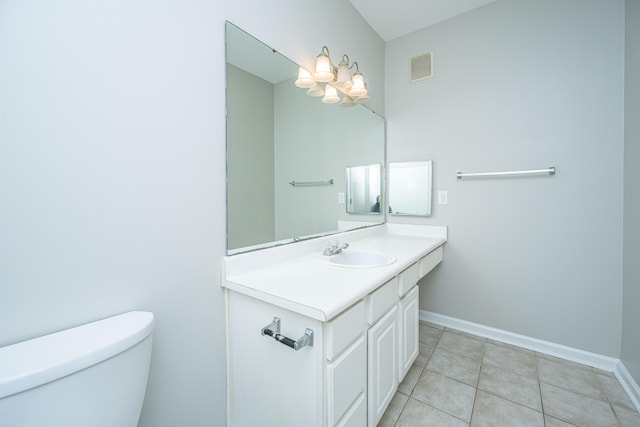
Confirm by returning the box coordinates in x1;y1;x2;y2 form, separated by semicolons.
544;415;579;426
378;392;409;427
398;363;424;395
419;320;445;330
597;371;637;410
470;390;544;427
486;338;536;356
477;363;542;410
386;325;640;427
396;398;468;427
538;358;604;400
540;382;619;427
483;342;538;378
613;403;640;427
419;323;442;347
412;370;476;422
427;348;481;386
437;330;485;361
413;342;434;368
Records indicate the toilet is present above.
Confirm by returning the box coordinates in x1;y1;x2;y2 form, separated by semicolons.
0;311;155;427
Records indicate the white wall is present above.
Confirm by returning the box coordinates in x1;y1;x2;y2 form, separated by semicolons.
0;1;384;426
386;0;625;357
622;0;640;384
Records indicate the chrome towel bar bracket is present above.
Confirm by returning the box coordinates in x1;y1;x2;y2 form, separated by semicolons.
261;317;314;350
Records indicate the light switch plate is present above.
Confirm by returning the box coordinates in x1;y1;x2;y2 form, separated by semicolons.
437;190;448;205
338;192;345;204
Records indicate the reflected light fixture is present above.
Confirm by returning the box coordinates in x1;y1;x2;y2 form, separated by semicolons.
294;67;315;88
306;81;325;97
295;45;369;105
322;85;340;104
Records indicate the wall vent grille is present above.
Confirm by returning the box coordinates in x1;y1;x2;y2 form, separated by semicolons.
410;52;433;82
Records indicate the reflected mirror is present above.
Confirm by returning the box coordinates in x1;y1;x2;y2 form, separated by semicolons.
346;164;382;214
388;161;433;216
226;22;385;254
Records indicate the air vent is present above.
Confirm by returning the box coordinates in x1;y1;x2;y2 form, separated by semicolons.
410;52;433;83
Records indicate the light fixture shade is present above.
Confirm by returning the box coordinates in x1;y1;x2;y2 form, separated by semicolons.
336;60;353;88
306;82;325;97
322;84;340;103
294;67;316;88
353;94;370;104
340;95;356;107
348;72;367;97
314;53;334;82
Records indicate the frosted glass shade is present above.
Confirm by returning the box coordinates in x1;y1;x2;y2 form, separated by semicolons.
348;72;367;97
294;67;316;88
336;61;353;88
306;82;325;97
314;53;334;82
322;85;340;103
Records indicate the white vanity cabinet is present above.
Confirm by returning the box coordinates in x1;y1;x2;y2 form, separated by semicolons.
222;225;446;427
226;293;367;427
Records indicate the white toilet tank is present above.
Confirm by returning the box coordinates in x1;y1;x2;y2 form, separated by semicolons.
0;311;155;427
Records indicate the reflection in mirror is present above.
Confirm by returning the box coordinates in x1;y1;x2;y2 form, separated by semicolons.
226;22;385;254
346;164;381;214
388;161;433;216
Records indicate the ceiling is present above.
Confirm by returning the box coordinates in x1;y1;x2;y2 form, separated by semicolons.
348;0;497;41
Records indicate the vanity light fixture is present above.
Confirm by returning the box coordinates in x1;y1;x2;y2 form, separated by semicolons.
294;45;369;105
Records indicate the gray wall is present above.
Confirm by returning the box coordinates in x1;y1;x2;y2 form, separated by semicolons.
622;0;640;384
386;0;625;357
0;1;384;426
227;64;275;249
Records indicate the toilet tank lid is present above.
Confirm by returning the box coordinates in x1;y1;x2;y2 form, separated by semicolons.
0;311;155;399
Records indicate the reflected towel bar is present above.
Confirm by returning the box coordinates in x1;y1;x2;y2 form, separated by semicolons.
457;167;556;179
289;179;334;187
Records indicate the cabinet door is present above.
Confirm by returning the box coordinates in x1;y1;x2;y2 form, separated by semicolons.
367;305;398;427
398;286;419;380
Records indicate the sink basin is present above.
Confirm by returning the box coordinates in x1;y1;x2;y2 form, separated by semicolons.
323;251;397;268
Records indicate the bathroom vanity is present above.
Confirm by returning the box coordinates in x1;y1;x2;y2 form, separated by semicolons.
221;224;446;427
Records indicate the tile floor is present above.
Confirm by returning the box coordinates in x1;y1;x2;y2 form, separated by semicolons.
379;322;640;427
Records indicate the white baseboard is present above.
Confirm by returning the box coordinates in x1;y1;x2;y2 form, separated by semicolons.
420;310;640;413
615;359;640;413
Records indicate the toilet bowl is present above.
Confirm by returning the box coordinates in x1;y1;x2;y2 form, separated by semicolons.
0;311;155;427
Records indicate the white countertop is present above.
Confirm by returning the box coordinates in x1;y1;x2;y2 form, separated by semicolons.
221;224;446;321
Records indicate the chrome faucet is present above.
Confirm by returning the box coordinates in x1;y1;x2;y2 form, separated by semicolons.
323;241;349;256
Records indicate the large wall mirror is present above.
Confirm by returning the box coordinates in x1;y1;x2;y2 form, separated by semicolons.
226;22;385;254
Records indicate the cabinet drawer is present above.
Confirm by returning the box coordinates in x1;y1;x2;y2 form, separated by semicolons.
327;336;366;426
419;246;443;278
326;301;365;360
398;262;420;297
366;277;398;325
335;393;366;427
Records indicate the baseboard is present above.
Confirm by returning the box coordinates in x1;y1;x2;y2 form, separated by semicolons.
421;310;624;370
615;359;640;412
420;310;640;413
